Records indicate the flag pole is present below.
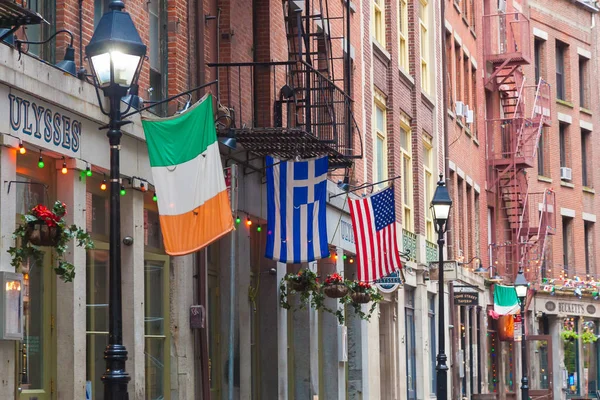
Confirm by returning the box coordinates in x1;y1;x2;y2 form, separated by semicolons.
228;164;238;400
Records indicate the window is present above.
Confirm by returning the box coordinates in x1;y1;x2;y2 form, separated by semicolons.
405;290;417;399
585;221;594;276
462;0;468;21
423;139;434;241
374;98;388;187
94;0;109;27
582;129;591;187
429;295;436;393
145;257;170;398
401;124;413;230
463;54;470;109
398;0;408;70
562;216;573;276
373;0;385;46
149;0;168;115
446;34;453;105
579;56;589;108
26;0;54;61
537;128;548;176
534;39;544;83
559;123;569;170
556;41;567;100
455;43;462;101
471;67;477;137
469;0;475;27
419;0;430;93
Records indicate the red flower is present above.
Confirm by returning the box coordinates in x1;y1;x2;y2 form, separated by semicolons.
325;273;344;285
31;204;61;227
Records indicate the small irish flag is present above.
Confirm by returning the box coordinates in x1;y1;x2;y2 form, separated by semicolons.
142;94;234;255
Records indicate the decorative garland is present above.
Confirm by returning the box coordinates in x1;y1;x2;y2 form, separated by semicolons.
280;269;383;324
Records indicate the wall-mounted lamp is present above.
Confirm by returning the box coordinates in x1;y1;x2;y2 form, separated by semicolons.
15;29;76;76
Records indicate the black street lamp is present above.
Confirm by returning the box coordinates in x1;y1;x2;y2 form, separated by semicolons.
85;1;146;399
430;175;452;400
515;268;529;400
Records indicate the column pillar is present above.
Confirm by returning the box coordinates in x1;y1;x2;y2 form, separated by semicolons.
120;190;145;398
291;262;315;398
170;255;196;399
55;160;87;399
550;316;563;400
0;146;16;398
238;228;252;400
277;262;289;399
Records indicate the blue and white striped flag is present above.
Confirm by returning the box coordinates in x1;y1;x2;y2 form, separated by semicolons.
265;155;329;263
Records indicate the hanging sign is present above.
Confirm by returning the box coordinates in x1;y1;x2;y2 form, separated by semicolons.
514;314;522;342
454;291;479;306
375;271;402;293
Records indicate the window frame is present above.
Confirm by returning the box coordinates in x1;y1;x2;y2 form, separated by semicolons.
373;0;385;46
423;139;434;242
579;56;589;108
419;0;430;93
556;41;566;100
581;128;591;187
398;0;408;70
400;121;413;231
374;95;388;188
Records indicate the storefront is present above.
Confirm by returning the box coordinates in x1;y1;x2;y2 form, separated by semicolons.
0;60;191;398
534;294;600;399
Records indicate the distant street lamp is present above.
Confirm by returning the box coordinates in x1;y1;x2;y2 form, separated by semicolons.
431;175;452;400
515;268;529;400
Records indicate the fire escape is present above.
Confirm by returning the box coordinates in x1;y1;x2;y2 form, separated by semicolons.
210;0;361;170
484;12;555;283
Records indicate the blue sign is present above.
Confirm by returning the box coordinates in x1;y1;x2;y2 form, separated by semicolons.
8;93;81;153
375;271;402;293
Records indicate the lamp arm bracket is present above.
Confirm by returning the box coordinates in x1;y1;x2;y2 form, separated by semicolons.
329;175;401;199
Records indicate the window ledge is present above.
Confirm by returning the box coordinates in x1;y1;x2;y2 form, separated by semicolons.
462;16;469;28
372;40;391;63
580;107;593;115
421;91;435;110
470;28;477;39
464;126;472;138
399;67;415;87
560;180;575;188
457;118;465;130
556;99;574;108
453;2;461;13
538;175;552;183
583;186;595;194
448;109;456;120
473;137;480;146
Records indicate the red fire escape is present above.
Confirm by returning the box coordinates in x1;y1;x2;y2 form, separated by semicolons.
484;12;555;283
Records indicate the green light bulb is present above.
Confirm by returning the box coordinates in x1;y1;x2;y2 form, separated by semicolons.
235;216;241;224
152;193;158;202
343;254;347;260
257;225;262;232
86;167;92;177
120;186;126;196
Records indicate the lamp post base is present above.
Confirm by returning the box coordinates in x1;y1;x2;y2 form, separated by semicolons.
436;352;448;400
102;344;130;400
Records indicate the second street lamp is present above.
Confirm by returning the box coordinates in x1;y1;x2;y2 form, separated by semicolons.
515;268;529;400
85;1;147;399
430;175;452;400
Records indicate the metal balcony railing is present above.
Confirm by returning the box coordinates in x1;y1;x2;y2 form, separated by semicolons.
483;12;531;66
208;61;362;168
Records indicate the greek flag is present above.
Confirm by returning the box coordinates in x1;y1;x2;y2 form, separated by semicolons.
265;155;329;263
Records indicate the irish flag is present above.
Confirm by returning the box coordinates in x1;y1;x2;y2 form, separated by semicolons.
142;94;234;255
493;284;520;315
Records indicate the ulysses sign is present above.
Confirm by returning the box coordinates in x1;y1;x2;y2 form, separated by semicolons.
8;93;82;153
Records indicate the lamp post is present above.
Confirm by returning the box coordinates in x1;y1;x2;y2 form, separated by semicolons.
85;2;146;399
515;268;529;400
430;175;452;400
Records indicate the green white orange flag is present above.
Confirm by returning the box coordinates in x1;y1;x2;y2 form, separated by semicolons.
142;94;234;255
493;284;520;315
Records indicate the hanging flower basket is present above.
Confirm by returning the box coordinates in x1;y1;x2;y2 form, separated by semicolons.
25;222;61;246
280;269;326;312
323;273;348;298
351;292;371;304
8;201;94;283
289;280;309;292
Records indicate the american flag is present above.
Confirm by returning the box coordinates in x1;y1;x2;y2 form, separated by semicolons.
348;187;402;282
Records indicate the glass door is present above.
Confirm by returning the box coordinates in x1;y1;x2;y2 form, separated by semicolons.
527;335;553;399
18;250;54;400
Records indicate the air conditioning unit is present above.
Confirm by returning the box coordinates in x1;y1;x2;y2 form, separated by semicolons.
560;167;572;181
466;108;474;124
455;101;465;117
498;0;507;12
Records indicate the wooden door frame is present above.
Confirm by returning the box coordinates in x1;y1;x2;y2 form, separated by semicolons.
527;334;553;399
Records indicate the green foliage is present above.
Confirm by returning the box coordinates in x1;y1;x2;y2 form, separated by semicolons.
279;271;384;325
581;329;598;344
560;329;579;342
8;201;94;283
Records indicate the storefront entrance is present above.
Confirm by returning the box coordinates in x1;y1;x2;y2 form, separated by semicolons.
528;335;553;399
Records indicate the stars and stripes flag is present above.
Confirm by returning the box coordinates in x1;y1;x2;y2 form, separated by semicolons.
265;155;330;263
348;186;402;282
